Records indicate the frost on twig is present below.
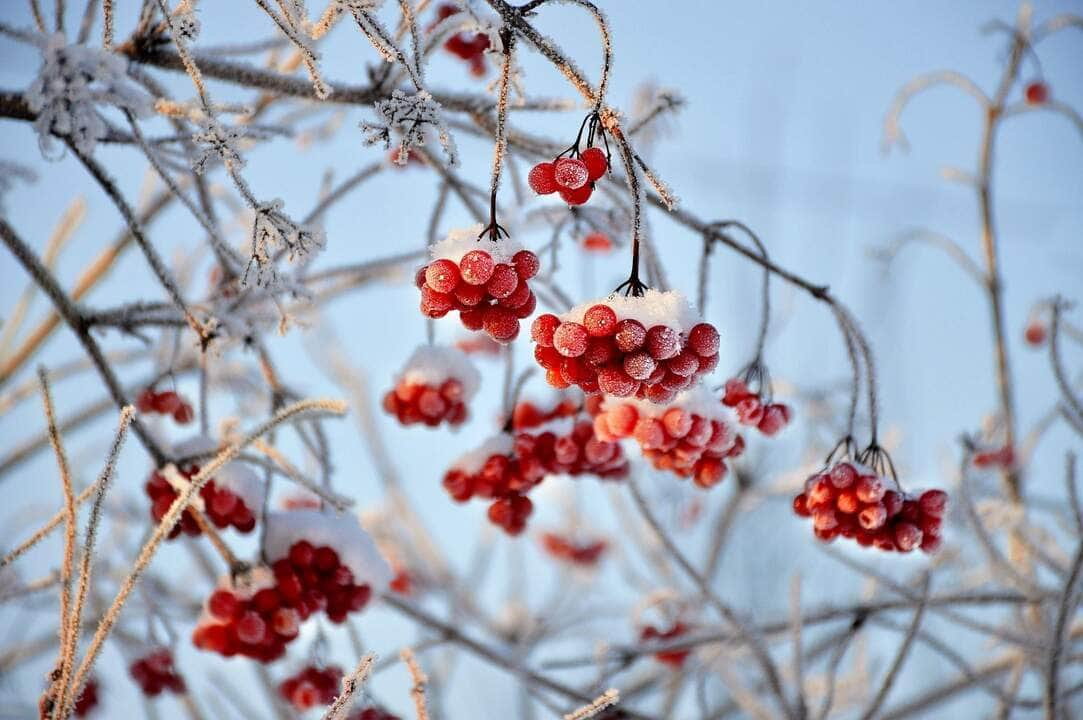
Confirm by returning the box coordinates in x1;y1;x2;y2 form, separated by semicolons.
361;90;458;167
25;33;152;158
245;200;326;288
191;117;248;174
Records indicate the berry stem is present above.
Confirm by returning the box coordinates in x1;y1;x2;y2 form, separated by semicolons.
481;27;515;243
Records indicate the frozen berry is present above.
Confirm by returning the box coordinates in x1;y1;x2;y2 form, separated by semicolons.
581;147;608;181
528;162;558;194
425;259;460;293
583;304;617;337
554;157;589;190
459;250;495;285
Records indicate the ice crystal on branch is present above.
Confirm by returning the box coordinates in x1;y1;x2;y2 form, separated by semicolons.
166;1;202;42
25;34;152;158
361;90;458;166
191;117;247;174
245;200;326;288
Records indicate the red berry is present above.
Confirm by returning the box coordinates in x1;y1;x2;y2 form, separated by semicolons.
512;250;539;279
687;323;720;357
136;389;157;413
645;325;680;360
553;322;589;357
894;522;923;552
581;147;608;181
207;589;239;619
854;475;885;503
153;390;182;414
483;306;520;342
531;314;560;346
173;403;194;424
614;319;647;352
581;232;612;252
722;378;751;406
828;462;857;489
559;183;593;206
459;250;495;285
1024;321;1046;346
757;404;790;436
623;351;657;381
528;162;558;194
583;304;617;337
425;259;460;293
553;157;589;190
667;351;700;377
486;264;519;299
598;367;637;397
735;397;764;426
236;611;267;644
919;489;948;517
1024;81;1049;105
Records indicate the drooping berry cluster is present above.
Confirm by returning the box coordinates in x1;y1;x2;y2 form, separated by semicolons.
529;146;608;206
144;457;261;540
417;226;539;343
129;649;186;697
193;512;389;661
722;377;792;436
592;388;744;489
382;345;480;428
792;461;947;553
639;623;690;668
432;3;490;77
442;435;546;535
532;290;720;403
136;388;194;424
279;665;344;710
540;532;608;567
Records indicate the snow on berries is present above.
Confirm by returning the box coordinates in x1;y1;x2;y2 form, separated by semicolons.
540;532;608;567
383;344;480;428
639;622;691;668
136;387;194;424
532;289;721;403
721;376;792;436
279;665;343;710
193;511;390;660
145;439;263;539
129;648;186;697
417;225;539;343
792;460;947;553
592;386;743;489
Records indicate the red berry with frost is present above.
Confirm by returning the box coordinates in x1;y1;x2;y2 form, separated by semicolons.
687;323;720;356
583;304;617;337
528;162;558;195
459;250;495;285
598;367;638;397
645;325;680;360
484;306;520;342
553;322;589;357
722;378;751;406
486;264;519;299
512;250;540;279
425;258;460;293
559;183;593;206
919;489;948;517
531;314;560;346
554;157;589;190
735;397;764;426
614;319;647;352
581;147;608;181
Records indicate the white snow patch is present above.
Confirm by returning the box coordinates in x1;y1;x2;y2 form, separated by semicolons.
449;434;514;474
397;344;481;398
561;289;701;334
172;434;218;458
265;510;392;588
431;224;524;265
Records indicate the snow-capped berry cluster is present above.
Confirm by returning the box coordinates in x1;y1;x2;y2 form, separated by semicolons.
592;388;743;488
136;388;194;424
721;378;792;436
442;435;546;535
279;665;343;710
382;345;480;428
144;458;261;540
129;649;186;697
540;532;608;567
193;512;390;661
532;290;720;403
529;147;608;206
432;3;491;77
639;623;690;668
792;461;947;553
417;226;540;343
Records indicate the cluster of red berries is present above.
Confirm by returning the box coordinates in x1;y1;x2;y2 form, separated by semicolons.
279;665;343;710
511;396;579;430
433;3;490;77
516;418;629;480
129;649;186;697
417;243;540;343
540;532;607;567
722;377;792;436
792;461;947;553
348;708;401;720
442;436;546;535
144;467;256;540
529;148;608;206
136;388;193;424
639;623;690;668
193;542;373;661
531;293;721;403
591;393;743;489
383;377;470;427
